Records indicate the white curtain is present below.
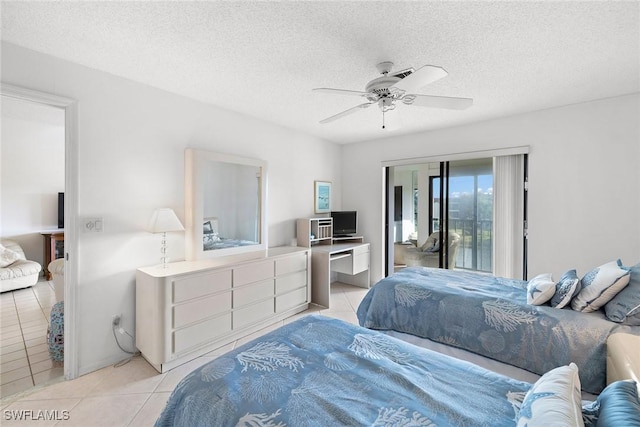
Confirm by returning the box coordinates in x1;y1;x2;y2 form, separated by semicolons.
493;155;525;279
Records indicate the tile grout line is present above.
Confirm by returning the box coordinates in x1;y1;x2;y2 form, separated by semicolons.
15;288;37;389
123;392;154;427
1;282;60;397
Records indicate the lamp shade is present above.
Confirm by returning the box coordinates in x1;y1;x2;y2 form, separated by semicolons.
148;208;184;233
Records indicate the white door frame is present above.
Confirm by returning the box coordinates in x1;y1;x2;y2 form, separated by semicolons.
1;83;79;380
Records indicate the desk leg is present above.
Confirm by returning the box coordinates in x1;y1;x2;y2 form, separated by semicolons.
311;252;331;308
336;270;370;289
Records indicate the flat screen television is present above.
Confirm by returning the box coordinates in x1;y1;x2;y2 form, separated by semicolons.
331;211;357;237
58;192;64;229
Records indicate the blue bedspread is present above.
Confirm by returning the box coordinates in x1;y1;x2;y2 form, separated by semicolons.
155;315;532;427
357;267;626;394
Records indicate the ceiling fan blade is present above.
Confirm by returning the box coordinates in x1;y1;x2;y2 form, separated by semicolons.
313;88;371;97
404;94;473;110
392;65;448;93
319;102;374;124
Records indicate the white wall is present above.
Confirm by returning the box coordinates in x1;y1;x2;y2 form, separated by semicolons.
1;42;342;375
392;168;413;242
343;93;640;282
1;97;65;267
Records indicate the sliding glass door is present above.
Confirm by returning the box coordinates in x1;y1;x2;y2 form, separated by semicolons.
430;159;494;272
387;151;527;279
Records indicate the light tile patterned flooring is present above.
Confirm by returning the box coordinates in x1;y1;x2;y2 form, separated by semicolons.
0;282;367;426
1;280;63;399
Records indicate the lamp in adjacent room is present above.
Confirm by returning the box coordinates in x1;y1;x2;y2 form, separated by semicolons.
148;208;184;268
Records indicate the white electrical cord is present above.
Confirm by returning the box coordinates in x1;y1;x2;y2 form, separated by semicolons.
111;322;139;367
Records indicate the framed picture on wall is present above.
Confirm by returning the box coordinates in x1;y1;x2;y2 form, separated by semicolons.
314;181;331;213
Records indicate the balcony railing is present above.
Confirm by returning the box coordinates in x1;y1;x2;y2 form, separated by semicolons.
449;219;493;273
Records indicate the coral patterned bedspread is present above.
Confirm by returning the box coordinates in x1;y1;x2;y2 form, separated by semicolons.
356;267;626;394
155;315;532;427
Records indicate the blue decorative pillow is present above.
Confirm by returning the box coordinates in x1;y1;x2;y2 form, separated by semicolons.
582;400;599;427
551;270;581;309
605;262;640;325
572;260;630;313
595;380;640;427
527;273;556;305
421;241;440;253
517;363;583;427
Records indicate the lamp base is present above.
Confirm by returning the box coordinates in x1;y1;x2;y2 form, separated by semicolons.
160;232;169;268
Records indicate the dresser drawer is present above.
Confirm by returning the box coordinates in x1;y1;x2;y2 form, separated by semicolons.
275;252;307;276
234;260;274;286
173;292;231;328
275;270;307;294
276;287;307;312
173;270;232;303
233;279;274;308
173;313;231;354
233;299;274;329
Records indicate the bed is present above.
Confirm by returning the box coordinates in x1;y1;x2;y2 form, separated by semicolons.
203;236;258;251
356;267;638;394
155;315;639;427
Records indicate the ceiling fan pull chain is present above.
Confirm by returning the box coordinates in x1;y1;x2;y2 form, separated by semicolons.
382;110;386;129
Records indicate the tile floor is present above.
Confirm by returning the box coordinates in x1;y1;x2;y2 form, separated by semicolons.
1;280;63;399
0;282;367;426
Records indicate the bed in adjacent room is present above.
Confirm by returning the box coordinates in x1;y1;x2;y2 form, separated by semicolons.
356;265;640;395
155;315;639;427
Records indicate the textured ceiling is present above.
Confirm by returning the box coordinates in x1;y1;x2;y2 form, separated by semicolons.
2;1;639;144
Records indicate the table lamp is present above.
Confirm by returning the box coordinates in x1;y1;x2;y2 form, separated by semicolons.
148;208;184;267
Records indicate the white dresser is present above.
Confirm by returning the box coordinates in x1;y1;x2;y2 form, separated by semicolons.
135;246;310;373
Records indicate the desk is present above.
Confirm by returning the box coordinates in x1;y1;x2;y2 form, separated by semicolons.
310;242;370;308
41;230;64;280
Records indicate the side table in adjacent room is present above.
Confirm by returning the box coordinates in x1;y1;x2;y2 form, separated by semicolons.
41;230;64;280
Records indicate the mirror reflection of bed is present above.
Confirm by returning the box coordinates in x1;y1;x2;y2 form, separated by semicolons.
202;216;258;250
185;148;267;261
201;161;261;251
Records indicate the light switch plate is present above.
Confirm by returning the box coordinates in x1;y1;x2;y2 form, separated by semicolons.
83;217;104;233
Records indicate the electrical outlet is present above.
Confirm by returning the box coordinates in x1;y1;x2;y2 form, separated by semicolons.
112;314;121;326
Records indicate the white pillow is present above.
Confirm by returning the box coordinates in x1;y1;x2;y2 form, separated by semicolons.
517;363;583;427
571;260;630;313
527;273;556;305
0;244;20;268
605;262;640;325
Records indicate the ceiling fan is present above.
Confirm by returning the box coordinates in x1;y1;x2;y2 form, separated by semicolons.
314;61;473;128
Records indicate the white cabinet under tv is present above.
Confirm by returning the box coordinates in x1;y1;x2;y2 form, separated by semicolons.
135;246;310;373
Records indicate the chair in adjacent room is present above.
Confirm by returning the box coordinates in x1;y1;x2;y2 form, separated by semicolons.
394;231;461;269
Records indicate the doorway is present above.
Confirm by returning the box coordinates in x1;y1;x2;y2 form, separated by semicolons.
1;83;78;398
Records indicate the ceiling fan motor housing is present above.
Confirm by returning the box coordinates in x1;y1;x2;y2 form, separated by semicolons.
365;75;402;95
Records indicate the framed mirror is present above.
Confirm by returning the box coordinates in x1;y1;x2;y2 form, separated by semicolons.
185;149;267;261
